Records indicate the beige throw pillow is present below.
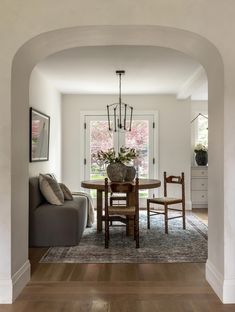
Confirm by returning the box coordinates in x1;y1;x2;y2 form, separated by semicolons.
59;183;73;201
39;174;64;205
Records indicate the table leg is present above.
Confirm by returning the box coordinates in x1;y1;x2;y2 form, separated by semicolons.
97;190;103;232
127;192;135;236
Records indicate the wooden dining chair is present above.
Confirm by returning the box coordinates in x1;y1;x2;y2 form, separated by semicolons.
109;193;128;206
109;193;128;226
147;172;185;234
104;177;140;248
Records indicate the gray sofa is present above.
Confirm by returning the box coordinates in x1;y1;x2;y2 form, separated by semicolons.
29;176;87;247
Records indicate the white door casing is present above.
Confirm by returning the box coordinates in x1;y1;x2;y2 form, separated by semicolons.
81;111;158;206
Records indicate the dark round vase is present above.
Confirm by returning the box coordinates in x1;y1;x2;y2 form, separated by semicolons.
125;166;136;181
195;151;208;166
106;163;127;182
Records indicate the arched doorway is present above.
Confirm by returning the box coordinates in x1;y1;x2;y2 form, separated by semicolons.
10;25;224;302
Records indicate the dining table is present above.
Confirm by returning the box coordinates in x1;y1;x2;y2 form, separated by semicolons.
81;178;161;233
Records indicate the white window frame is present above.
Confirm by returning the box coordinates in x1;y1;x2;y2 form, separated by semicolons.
80;110;159;203
191;110;208;166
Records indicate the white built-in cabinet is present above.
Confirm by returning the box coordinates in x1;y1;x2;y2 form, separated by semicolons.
191;166;208;208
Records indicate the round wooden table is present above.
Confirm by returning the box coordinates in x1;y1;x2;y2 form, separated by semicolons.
81;179;161;232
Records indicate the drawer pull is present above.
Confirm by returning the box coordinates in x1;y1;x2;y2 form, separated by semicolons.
201;184;205;186
202;195;205;198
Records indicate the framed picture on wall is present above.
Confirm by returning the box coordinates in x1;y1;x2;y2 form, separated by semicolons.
30;107;50;162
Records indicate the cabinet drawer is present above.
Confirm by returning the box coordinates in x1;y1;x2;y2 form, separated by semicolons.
191;190;208;203
191;178;208;190
191;168;208;177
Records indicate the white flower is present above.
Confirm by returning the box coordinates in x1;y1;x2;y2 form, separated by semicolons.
194;144;208;152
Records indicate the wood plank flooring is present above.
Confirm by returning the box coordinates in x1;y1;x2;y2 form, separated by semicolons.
192;208;208;225
1;209;234;311
3;262;235;312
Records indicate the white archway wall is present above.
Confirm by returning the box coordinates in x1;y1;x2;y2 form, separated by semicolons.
223;58;235;300
9;26;226;301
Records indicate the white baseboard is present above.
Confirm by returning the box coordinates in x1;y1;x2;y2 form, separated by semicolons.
0;260;30;304
206;260;223;302
12;260;31;302
223;278;235;303
186;200;192;210
0;278;13;304
192;204;208;209
206;260;235;304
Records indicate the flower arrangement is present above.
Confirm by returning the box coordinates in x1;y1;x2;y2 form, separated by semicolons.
92;146;139;165
194;143;208;153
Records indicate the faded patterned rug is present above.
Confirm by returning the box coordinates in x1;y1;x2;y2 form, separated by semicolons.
40;212;207;263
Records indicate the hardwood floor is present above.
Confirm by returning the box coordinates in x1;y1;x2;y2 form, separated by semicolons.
3;261;235;312
192;208;208;225
2;208;234;311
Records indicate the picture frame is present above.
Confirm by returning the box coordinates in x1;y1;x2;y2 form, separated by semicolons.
30;107;50;162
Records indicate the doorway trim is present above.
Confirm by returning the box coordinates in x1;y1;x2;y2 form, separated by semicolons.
8;25;225;303
80;110;159;206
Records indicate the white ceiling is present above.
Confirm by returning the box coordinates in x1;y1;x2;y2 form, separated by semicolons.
36;46;208;99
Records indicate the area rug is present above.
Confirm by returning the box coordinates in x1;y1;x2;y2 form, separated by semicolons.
40;212;207;264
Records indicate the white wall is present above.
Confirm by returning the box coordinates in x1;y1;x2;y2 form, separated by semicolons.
29;68;62;180
62;94;191;207
3;21;227;302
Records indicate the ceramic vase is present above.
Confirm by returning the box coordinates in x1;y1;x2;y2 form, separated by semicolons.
195;151;208;166
106;163;127;182
125;166;136;181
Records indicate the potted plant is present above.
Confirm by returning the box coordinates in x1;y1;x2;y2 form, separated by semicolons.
92;147;139;182
194;144;208;166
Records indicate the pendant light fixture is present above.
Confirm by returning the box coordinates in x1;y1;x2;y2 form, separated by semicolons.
107;70;133;132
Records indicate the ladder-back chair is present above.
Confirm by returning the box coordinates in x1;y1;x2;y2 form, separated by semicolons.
104;178;139;248
147;172;185;233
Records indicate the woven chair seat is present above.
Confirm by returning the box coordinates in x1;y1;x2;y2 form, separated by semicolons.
148;197;182;204
108;206;136;215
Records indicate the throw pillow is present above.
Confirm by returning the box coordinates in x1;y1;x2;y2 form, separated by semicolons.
39;174;64;205
59;183;73;201
46;173;57;180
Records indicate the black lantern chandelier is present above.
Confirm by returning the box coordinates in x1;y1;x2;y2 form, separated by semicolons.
107;70;133;132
